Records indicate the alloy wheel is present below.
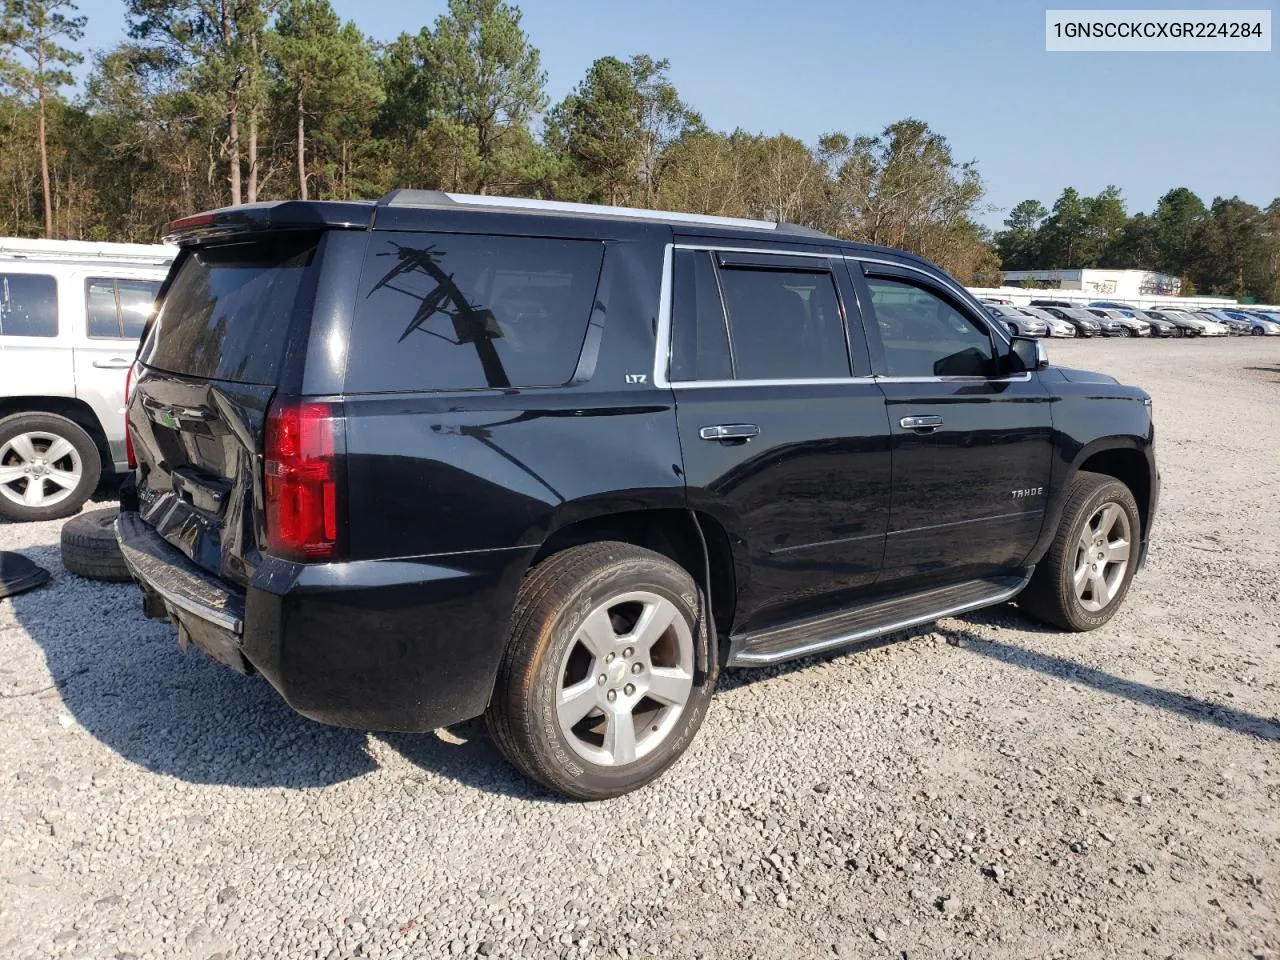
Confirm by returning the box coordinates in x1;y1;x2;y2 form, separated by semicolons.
0;432;84;509
555;590;695;767
1073;502;1131;613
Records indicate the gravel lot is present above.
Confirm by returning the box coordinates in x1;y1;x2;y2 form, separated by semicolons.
2;337;1278;960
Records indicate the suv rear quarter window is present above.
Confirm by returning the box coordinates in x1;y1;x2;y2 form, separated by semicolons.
345;232;606;393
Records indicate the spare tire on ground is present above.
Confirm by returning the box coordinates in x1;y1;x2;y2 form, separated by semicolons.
61;507;132;582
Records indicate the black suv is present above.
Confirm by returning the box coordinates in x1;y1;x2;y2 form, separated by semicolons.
116;192;1159;799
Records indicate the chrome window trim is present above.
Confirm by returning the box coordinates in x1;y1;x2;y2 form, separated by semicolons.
655;241;869;388
673;243;832;258
874;372;1032;384
654;242;1033;389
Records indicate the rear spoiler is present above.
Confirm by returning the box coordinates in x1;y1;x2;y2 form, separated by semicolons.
165;201;374;245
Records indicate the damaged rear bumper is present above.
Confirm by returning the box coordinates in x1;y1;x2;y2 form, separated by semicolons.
115;510;250;673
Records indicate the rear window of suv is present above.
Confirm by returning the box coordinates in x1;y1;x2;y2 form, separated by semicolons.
345;232;605;393
140;234;319;384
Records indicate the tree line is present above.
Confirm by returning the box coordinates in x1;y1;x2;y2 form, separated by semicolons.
2;0;1274;299
995;186;1279;301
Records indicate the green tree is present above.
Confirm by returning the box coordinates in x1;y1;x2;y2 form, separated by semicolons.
1152;186;1207;278
269;0;381;199
545;56;640;204
1082;184;1127;266
1107;212;1158;269
431;0;546;193
630;54;700;205
1040;187;1087;267
1194;196;1266;297
0;0;86;237
994;198;1048;269
125;0;273;205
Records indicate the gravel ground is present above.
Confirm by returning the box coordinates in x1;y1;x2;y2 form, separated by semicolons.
1;337;1278;960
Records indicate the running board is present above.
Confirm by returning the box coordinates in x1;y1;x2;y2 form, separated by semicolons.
727;570;1032;667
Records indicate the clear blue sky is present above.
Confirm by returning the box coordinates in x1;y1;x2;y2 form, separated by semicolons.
69;0;1278;229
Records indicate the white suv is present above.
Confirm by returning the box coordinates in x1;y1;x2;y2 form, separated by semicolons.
0;238;174;521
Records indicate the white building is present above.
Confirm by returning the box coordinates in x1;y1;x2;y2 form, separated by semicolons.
1002;268;1183;298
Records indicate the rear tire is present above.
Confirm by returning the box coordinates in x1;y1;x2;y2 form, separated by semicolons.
486;542;718;800
61;507;132;582
0;413;102;523
1019;471;1141;632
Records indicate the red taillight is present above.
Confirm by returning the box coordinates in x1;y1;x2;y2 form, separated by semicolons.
264;400;342;562
125;363;137;470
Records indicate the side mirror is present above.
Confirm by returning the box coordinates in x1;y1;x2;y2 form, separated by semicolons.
1007;335;1049;374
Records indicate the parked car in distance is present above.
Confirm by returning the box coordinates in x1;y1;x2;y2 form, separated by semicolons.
1197;310;1249;335
1141;310;1201;337
1223;310;1280;336
1151;309;1227;336
1146;312;1203;337
985;303;1047;337
1039;306;1107;337
0;237;173;521
1018;307;1077;337
1088;300;1141;315
113;191;1159;799
1088;308;1150;337
1134;312;1178;337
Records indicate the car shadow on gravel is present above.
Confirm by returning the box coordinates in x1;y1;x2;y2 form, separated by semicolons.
379;723;575;803
938;615;1280;742
6;580;379;789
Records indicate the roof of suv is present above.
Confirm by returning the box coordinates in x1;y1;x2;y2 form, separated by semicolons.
164;190;938;270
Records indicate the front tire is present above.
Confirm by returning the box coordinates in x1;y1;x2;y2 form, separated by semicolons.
1019;471;1141;632
0;413;102;522
487;542;717;800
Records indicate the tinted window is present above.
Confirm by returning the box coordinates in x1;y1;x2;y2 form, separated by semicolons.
346;233;605;392
0;273;58;338
86;280;119;337
86;279;160;338
141;234;318;384
867;277;995;378
670;250;732;381
717;267;849;380
118;280;160;338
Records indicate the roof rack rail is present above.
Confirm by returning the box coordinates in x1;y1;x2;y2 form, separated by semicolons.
375;190;831;237
0;236;176;265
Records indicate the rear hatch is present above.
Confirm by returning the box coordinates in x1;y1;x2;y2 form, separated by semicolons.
129;231;325;587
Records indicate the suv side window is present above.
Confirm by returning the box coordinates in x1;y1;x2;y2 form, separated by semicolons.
347;233;605;392
717;265;850;380
865;276;995;378
0;273;58;338
86;278;162;339
669;250;732;381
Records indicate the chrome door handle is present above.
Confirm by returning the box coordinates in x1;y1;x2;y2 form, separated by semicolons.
900;415;944;430
699;423;760;442
93;358;132;369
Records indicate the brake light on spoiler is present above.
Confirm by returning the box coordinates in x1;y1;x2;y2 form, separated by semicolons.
264;401;344;562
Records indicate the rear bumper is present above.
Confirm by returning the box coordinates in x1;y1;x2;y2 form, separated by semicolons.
116;510;533;732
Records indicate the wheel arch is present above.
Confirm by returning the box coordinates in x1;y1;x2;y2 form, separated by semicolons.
529;506;738;662
0;396;114;475
1074;442;1153;536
